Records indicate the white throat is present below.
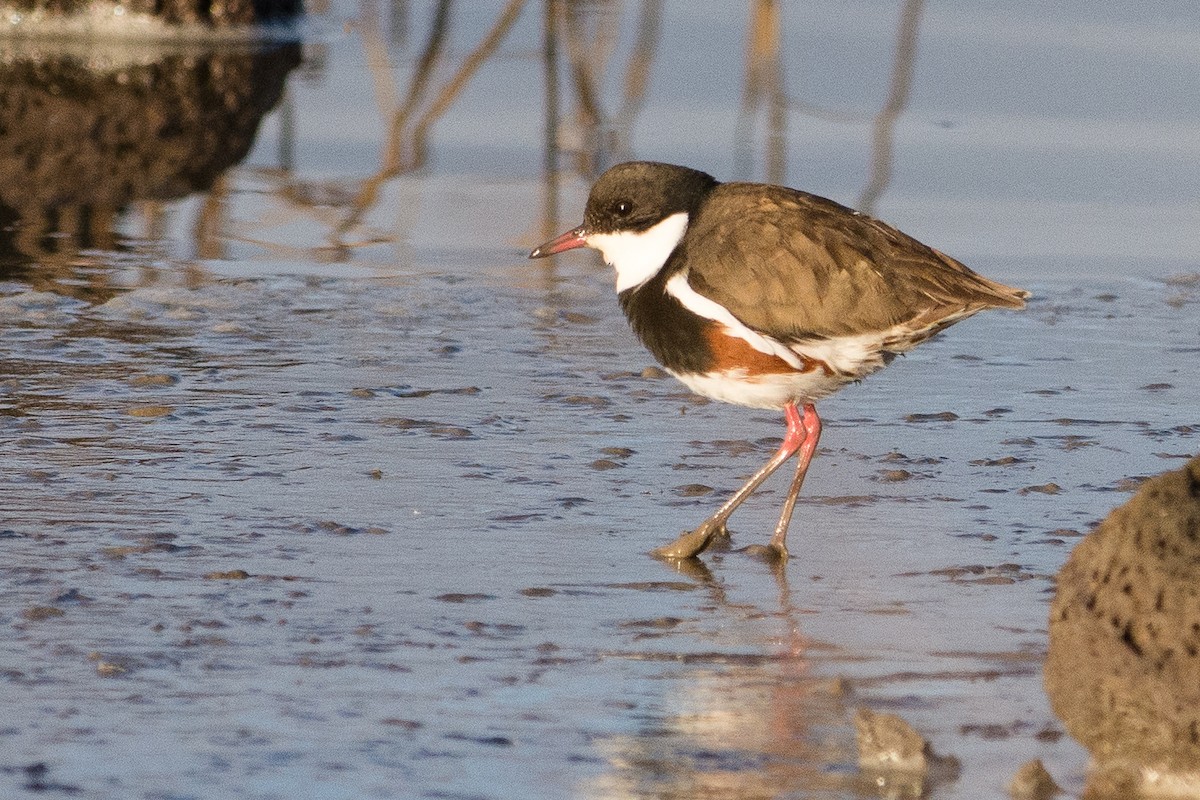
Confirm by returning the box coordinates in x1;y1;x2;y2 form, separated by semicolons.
586;212;689;293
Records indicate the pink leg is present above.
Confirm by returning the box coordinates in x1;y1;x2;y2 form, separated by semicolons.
767;403;822;558
653;402;811;560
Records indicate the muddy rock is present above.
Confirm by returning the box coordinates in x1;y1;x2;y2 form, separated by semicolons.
1008;759;1060;799
853;707;960;794
1044;455;1200;785
855;708;930;773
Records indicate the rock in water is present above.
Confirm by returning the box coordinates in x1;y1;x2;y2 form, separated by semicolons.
853;708;959;796
1045;455;1200;786
1008;759;1060;800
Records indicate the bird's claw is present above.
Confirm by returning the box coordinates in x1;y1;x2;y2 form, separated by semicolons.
651;520;728;560
738;542;790;562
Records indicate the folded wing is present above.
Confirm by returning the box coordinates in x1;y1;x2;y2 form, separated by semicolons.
684;183;1028;352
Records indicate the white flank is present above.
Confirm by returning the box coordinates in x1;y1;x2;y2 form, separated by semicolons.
587;212;689;293
791;327;912;376
664;272;805;369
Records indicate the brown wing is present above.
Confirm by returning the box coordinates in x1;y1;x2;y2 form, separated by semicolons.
683;182;1028;342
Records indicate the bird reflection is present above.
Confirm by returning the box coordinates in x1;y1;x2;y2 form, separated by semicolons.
582;556;886;799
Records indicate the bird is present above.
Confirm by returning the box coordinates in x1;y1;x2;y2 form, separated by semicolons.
529;161;1029;561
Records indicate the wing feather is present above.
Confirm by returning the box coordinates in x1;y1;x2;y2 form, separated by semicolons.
684;183;1028;344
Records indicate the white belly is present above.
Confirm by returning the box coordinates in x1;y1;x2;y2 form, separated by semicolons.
667;367;851;410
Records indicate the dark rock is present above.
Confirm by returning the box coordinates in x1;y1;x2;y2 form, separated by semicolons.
1045;455;1200;785
0;41;299;293
7;0;300;27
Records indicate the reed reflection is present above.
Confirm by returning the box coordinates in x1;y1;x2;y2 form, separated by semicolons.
332;0;526;249
538;0;927;248
735;0;786;183
0;2;931;292
858;0;924;215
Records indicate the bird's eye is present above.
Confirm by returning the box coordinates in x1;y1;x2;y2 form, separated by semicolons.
615;201;633;217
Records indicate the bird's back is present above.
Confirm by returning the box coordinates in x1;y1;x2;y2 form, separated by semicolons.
682;182;1028;346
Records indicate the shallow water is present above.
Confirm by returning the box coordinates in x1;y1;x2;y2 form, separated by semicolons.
3;2;1199;798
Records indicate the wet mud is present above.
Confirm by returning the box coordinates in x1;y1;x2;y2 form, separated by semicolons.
4;251;1198;798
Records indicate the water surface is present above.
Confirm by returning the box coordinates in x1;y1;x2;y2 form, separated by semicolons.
3;2;1199;798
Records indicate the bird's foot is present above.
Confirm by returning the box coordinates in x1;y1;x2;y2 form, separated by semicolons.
705;521;733;552
738;541;789;562
651;519;729;560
